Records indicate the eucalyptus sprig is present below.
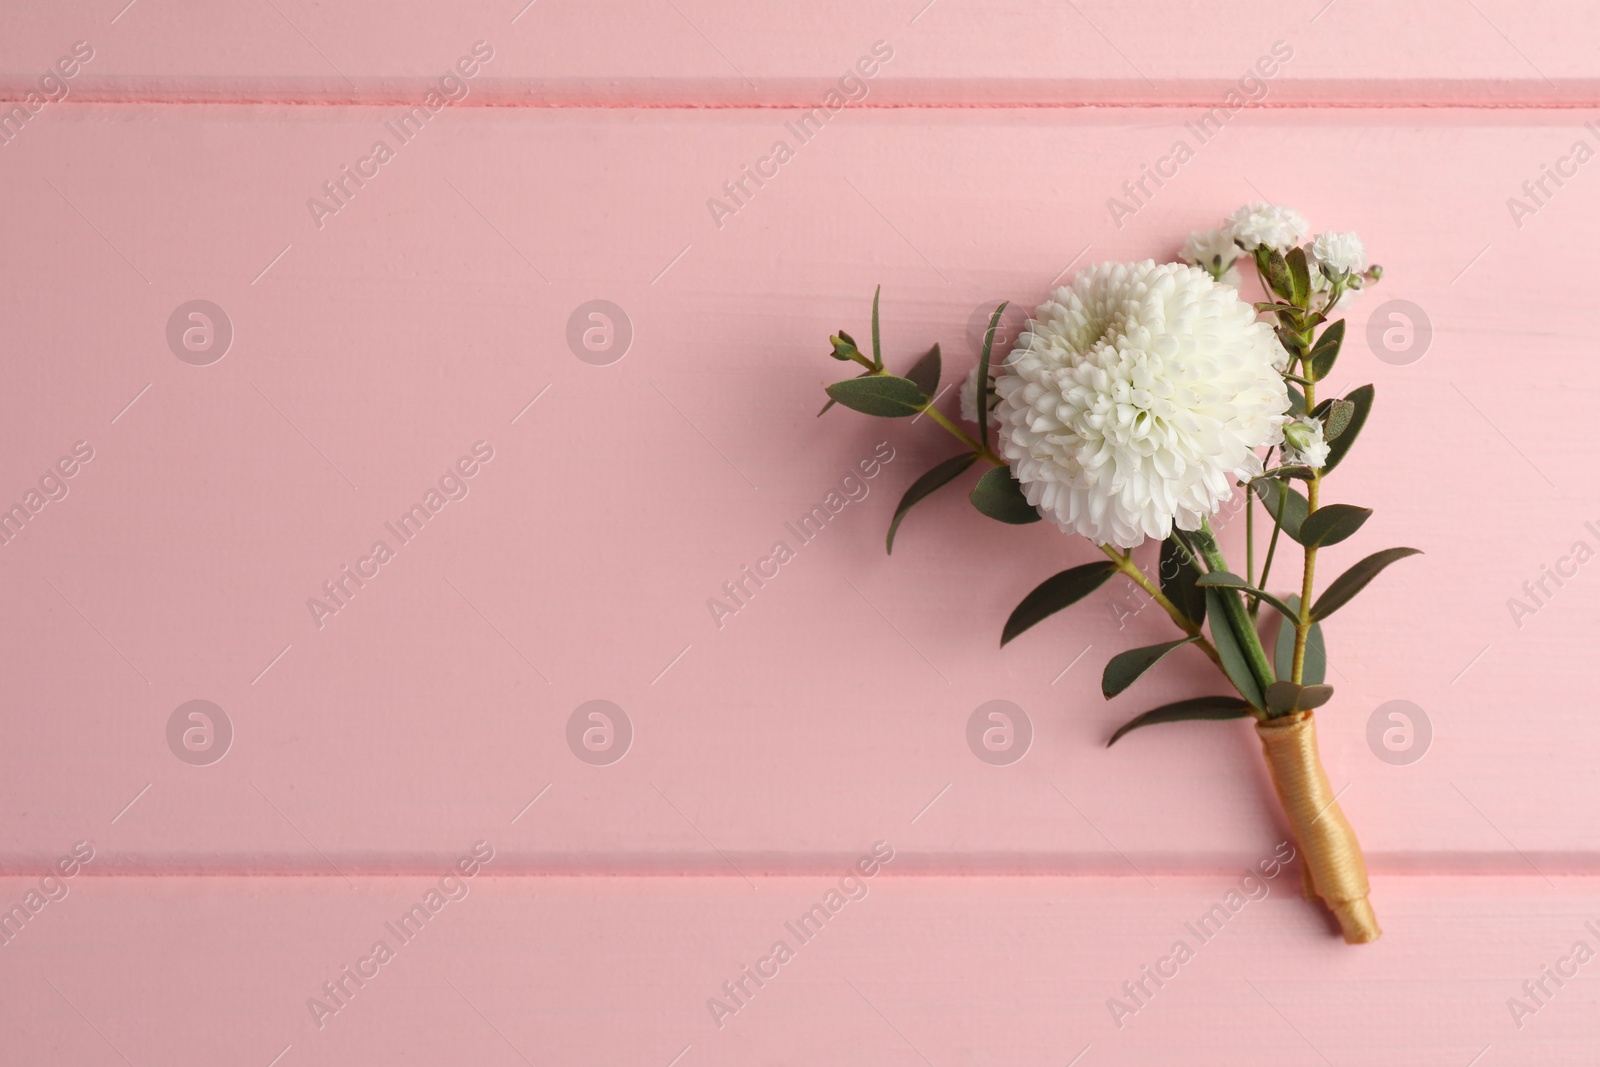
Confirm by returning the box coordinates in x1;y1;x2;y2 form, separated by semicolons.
822;293;1040;551
1241;242;1419;709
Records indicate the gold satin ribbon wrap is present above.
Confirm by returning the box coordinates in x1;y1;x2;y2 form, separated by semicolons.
1256;712;1382;944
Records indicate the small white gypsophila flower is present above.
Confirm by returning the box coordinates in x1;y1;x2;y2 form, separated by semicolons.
993;260;1292;549
1309;231;1368;276
1180;226;1241;283
959;364;983;424
1310;267;1362;310
1282;415;1330;470
1226;203;1308;253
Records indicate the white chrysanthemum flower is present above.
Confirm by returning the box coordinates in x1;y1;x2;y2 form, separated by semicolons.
1226;203;1308;253
994;261;1291;549
1309;231;1368;276
1282;415;1330;470
1180;226;1240;283
959;365;983;424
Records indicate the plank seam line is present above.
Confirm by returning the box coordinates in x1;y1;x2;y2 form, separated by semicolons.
8;96;1600;111
9;868;1597;879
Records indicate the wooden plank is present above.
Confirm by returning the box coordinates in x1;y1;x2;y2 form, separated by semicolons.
3;1;1600;106
0;102;1593;871
0;873;1596;1064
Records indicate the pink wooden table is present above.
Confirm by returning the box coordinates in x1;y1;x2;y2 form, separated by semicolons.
3;1;1598;1063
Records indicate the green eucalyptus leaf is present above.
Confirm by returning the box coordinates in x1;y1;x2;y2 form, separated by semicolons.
1274;326;1305;362
1298;684;1335;710
1308;319;1345;380
1159;536;1206;626
1261;464;1316;481
1265;249;1294;302
1170;527;1206;572
1286;247;1311;306
1273;595;1326;686
904;344;941;397
1107;696;1254;747
1286;382;1307;416
870;285;883;369
1321;384;1373;473
1102;637;1199;700
1262;680;1335;715
1000;561;1118;646
1268;681;1327;714
1298;503;1372;548
976;302;1007;445
1324;398;1356;441
825;375;927;418
969;466;1040;525
1264;680;1301;714
1251;478;1309;541
1311;547;1423;621
818;365;875;416
1194;571;1298;623
1206;587;1265;709
885;451;977;555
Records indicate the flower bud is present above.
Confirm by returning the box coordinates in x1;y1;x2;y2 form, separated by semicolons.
1282;415;1330;470
1283;420;1315;453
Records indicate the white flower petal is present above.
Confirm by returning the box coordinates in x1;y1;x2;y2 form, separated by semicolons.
994;261;1291;549
1225;203;1308;253
958;364;983;424
1310;231;1368;275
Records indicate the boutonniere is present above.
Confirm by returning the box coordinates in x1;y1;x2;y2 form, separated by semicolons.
815;204;1412;944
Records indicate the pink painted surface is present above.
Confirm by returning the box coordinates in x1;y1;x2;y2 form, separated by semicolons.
5;873;1600;1064
3;103;1596;872
3;1;1599;1062
5;1;1600;105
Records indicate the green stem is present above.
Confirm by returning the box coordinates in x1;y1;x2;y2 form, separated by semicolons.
1292;381;1321;685
1191;520;1276;698
860;366;1003;464
1245;491;1256;590
1292;487;1319;683
1098;545;1229;676
1255;504;1285;617
922;402;999;463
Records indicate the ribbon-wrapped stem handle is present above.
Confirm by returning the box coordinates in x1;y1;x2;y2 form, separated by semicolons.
1257;711;1381;944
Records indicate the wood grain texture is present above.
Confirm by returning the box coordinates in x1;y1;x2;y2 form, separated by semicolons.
3;874;1600;1064
6;3;1599;1062
1;100;1595;874
3;1;1600;105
